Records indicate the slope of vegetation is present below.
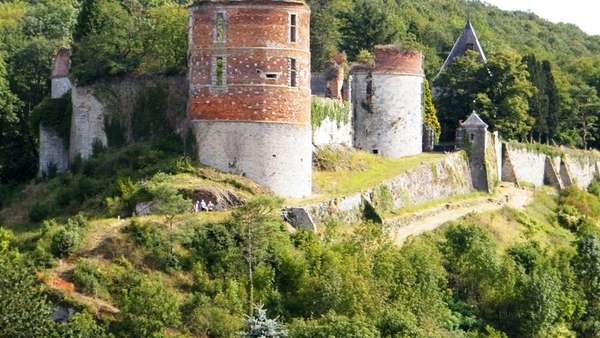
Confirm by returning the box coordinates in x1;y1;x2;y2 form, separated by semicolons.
3;144;600;337
3;0;600;336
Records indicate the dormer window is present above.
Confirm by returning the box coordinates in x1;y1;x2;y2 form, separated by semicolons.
290;14;297;43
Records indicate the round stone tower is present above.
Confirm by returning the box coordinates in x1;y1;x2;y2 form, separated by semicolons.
353;46;424;158
188;0;312;198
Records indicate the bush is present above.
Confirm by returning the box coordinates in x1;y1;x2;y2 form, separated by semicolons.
123;218;163;248
50;227;81;258
73;259;110;299
28;202;53;223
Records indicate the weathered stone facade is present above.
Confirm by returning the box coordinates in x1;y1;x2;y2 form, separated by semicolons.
39;125;69;174
40;47;72;175
70;86;107;160
188;0;312;197
304;152;473;225
352;46;424;158
502;144;600;189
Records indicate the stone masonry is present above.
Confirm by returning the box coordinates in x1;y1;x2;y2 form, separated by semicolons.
352;46;424;158
188;0;312;198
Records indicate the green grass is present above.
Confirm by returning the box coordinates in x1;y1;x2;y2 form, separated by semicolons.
383;191;489;218
300;152;446;205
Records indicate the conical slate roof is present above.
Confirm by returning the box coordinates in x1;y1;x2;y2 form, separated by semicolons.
438;20;487;74
462;111;487;128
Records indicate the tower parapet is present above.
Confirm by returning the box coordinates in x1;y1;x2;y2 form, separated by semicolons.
188;0;312;197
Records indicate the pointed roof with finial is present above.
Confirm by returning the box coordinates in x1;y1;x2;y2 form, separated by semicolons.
461;110;487;128
438;20;487;75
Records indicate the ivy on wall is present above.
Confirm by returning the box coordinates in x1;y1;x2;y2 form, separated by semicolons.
132;84;175;141
311;96;350;130
29;92;72;148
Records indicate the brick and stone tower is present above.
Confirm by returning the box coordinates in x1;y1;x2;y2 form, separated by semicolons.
352;46;424;158
188;0;312;198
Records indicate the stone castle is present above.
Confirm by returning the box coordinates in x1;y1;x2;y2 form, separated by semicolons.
39;0;600;200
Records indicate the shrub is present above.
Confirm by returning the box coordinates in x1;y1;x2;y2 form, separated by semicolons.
50;227;81;258
73;258;110;299
174;156;195;174
28;202;53;223
363;200;383;224
123;218;163;248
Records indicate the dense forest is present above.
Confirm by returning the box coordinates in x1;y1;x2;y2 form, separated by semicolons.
3;0;600;337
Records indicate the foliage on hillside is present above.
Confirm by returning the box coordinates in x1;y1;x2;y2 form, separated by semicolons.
4;162;600;336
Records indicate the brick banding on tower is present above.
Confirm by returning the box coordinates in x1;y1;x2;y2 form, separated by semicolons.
188;0;312;197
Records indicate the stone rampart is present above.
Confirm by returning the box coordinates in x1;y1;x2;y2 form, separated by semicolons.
502;144;600;189
312;115;353;146
304;152;472;225
502;148;549;186
564;154;600;188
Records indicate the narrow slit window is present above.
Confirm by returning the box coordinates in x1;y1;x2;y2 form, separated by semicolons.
366;78;373;103
290;58;297;87
290;14;297;42
215;56;224;86
216;12;225;42
265;73;278;79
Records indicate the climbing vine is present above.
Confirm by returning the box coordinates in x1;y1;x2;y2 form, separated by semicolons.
311;96;350;129
29;92;72;148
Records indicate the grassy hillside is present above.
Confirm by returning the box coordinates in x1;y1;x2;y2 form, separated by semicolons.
3;142;600;337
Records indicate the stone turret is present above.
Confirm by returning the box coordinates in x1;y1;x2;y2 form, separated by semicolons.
352;45;424;158
187;0;312;197
456;111;500;192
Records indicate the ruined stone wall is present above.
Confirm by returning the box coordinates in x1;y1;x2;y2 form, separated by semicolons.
312;115;353;146
39;125;69;174
40;75;72;175
305;152;472;224
51;78;71;99
502;145;600;189
68;75;187;160
70;86;107;160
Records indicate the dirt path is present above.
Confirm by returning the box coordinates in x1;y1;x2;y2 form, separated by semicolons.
388;183;535;245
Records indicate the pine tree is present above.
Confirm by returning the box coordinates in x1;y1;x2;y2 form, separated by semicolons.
239;306;288;338
423;79;441;142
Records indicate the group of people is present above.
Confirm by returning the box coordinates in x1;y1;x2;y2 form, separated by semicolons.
194;199;215;212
